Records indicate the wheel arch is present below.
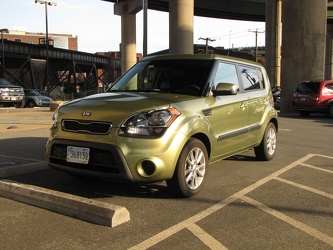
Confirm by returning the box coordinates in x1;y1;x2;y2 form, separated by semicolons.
191;133;211;159
270;117;278;132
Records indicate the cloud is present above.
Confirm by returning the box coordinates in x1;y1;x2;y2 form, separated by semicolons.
56;2;86;11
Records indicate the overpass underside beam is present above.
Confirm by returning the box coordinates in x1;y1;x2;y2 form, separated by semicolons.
1;55;35;89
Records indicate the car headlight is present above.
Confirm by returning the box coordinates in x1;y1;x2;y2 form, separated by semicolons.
52;108;59;127
119;107;181;137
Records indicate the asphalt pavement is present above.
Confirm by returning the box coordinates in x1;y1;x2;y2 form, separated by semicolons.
0;107;332;250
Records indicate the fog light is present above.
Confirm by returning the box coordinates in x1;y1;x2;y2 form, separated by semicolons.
141;160;156;176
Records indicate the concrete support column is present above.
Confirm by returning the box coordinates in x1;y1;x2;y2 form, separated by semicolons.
169;0;194;54
325;23;333;79
265;0;282;88
280;0;327;113
120;14;137;74
114;0;142;74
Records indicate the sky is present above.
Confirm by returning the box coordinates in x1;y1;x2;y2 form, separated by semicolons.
0;0;266;54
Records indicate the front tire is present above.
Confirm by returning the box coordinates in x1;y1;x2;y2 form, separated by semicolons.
166;138;208;197
27;100;35;108
254;122;277;161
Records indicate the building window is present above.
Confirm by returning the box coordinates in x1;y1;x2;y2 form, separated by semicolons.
28;40;34;44
14;38;21;42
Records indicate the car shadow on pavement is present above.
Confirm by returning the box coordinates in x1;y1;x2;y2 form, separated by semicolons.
6;168;174;200
278;112;333;127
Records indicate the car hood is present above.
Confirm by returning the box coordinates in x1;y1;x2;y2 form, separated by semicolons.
0;85;23;89
57;92;195;126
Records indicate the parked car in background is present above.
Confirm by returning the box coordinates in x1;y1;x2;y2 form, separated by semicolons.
46;54;278;197
292;80;333;117
36;89;49;96
0;78;25;107
24;89;52;108
272;86;281;110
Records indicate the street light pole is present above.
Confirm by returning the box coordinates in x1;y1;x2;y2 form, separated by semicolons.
1;28;9;78
35;0;57;90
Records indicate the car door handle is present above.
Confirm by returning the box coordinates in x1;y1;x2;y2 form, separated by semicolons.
240;103;246;110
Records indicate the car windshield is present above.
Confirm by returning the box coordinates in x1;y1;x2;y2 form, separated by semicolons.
0;78;12;86
37;90;48;96
108;59;213;96
295;82;321;94
25;90;41;96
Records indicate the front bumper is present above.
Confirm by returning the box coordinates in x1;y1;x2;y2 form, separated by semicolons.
0;96;24;102
47;138;135;181
45;125;187;183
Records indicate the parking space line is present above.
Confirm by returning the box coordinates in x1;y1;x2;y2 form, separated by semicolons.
129;154;317;249
0;154;42;162
187;224;228;250
275;177;333;199
300;162;333;174
241;196;333;247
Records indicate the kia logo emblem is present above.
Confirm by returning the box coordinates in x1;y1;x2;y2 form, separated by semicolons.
81;111;92;117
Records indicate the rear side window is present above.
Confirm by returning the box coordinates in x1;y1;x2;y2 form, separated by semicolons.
239;66;265;91
323;83;333;95
295;82;321;94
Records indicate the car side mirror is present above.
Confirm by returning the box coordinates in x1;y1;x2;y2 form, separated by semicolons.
212;83;237;96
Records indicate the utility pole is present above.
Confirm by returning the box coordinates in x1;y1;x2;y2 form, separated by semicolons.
248;29;264;62
199;37;215;54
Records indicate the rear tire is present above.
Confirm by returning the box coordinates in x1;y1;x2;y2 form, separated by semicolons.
167;138;208;197
299;111;310;117
326;104;333;118
254;122;277;161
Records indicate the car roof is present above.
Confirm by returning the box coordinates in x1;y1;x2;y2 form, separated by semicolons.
141;53;263;67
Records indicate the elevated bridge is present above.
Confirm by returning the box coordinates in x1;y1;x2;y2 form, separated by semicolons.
1;40;121;96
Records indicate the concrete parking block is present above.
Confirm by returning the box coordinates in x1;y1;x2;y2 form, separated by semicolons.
0;179;130;227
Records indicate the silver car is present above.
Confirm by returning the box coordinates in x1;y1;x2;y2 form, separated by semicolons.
24;89;52;108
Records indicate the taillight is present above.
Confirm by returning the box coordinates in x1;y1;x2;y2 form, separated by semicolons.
309;95;319;101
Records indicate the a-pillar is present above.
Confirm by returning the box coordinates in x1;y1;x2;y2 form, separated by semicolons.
265;0;282;88
114;0;142;74
280;0;327;113
169;0;194;54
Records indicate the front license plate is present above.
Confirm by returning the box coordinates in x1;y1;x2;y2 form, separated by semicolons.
66;146;90;164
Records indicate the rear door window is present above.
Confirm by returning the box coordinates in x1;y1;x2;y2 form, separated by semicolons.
239;66;264;91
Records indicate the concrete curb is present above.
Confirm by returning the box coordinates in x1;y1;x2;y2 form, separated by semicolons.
0;179;130;227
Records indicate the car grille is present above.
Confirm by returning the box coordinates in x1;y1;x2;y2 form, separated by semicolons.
49;144;120;174
62;120;112;134
1;88;24;96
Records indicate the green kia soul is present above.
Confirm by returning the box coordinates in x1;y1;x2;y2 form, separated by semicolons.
46;54;278;197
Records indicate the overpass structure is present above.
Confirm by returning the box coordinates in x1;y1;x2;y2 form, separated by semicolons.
0;40;120;96
105;0;333;21
105;0;333;113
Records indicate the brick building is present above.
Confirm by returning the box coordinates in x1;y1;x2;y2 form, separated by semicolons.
1;29;78;50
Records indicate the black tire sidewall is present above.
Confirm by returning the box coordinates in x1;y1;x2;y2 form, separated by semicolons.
167;138;208;197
